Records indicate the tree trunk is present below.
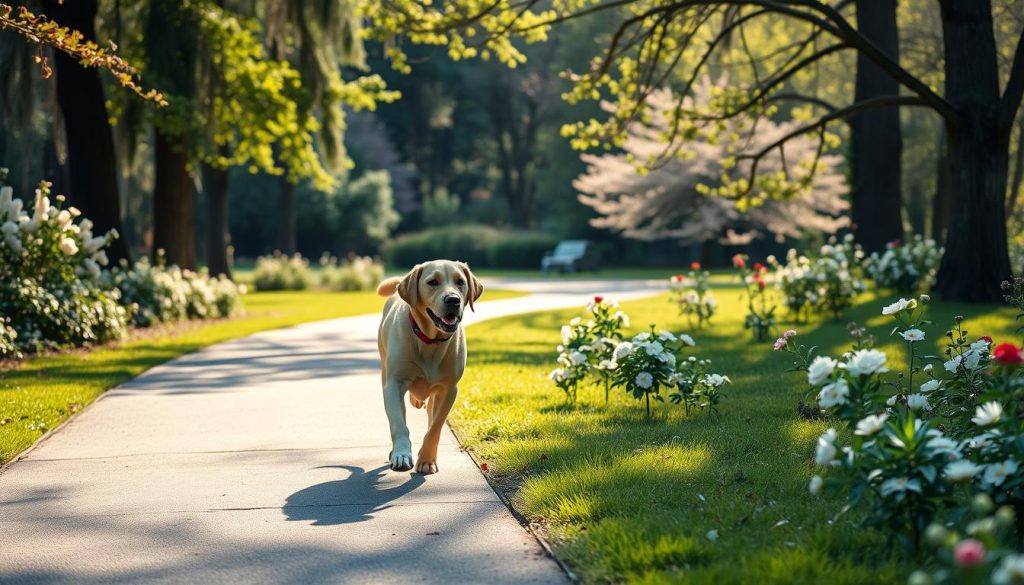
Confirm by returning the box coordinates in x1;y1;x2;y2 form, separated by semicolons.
931;128;952;242
849;0;903;254
43;0;130;264
202;161;232;277
1008;117;1024;217
276;176;297;254
152;130;196;269
933;0;1012;301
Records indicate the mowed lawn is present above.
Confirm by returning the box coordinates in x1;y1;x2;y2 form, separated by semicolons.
452;289;1019;584
0;288;525;465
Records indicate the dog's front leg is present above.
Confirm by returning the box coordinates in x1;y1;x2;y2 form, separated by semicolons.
383;380;414;471
416;385;457;474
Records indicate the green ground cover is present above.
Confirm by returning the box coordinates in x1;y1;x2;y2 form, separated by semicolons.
0;288;525;465
453;289;1018;584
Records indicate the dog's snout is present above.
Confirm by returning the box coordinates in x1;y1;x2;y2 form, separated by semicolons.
443;294;461;306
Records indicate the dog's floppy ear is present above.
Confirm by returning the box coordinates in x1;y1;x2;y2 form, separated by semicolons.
457;262;484;311
397;264;423;308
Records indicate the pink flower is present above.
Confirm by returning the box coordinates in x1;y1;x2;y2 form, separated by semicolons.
690;261;701;270
953;539;985;567
773;338;787;351
784;330;797;339
732;254;746;268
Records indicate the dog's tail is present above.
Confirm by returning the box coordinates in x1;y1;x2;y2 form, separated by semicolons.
376;277;401;297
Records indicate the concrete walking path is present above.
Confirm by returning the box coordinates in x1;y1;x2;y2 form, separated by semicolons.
0;278;664;584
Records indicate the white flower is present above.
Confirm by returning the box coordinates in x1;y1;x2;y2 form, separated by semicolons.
907;393;931;411
882;298;912;315
548;368;565;382
983;460;1019;487
4;233;22;253
0;221;16;236
658;353;676;367
705;529;719;542
807;356;838;386
970;339;992;353
919;379;941;393
964;350;983;371
900;329;925;342
972;402;1003;426
815;432;839;465
992;554;1024;585
881;477;922;496
678;334;695;347
704;374;730;387
568;351;588;366
614;311;630;327
842;349;889;377
598;359;618;371
944;461;982;482
58;237;79;256
923;363;934;374
635;372;654;389
926;436;960;457
613;342;634;360
855;414;887;436
658;330;677;342
944;355;962;373
644;341;665;356
809;475;823;495
686;291;699;304
560;325;571;341
886;394;899;407
83;258;100;279
817;378;849;408
569;317;581;326
0;185;11;211
634;332;651;342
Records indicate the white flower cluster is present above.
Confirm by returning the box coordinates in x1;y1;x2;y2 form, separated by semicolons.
319;255;385;292
863;235;943;294
0;181;129;353
768;235;866;321
253;252;315;291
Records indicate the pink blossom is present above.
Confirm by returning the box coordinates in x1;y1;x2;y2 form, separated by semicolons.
784;330;797;339
953;539;986;567
773;338;787;351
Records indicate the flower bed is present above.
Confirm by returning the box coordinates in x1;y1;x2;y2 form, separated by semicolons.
863;235;944;294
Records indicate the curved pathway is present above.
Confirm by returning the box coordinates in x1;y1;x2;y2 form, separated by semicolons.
0;278;664;584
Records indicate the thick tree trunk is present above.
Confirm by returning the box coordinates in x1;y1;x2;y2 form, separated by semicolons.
931;129;952;242
849;0;903;254
202;162;232;277
1008;117;1024;216
153;130;196;269
933;0;1012;301
43;0;130;264
276;176;297;254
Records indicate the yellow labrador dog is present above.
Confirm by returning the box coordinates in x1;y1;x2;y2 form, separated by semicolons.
376;260;483;474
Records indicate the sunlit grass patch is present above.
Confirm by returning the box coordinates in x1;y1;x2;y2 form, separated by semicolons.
455;288;1017;583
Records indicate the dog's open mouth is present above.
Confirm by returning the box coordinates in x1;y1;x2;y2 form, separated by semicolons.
427;308;461;333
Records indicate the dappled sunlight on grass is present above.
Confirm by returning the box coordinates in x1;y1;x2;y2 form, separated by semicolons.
455;285;1019;583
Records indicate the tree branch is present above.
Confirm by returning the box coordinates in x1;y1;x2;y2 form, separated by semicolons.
1000;28;1024;130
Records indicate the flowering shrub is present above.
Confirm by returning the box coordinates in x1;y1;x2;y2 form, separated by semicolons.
106;253;245;327
863;235;944;293
767;235;866;321
669;262;716;329
549;316;596;406
319;255;385;292
587;296;629;402
0;317;19;360
610;328;729;417
734;254;776;342
0;180;129;353
779;294;1024;556
549;297;630;405
252;252;314;291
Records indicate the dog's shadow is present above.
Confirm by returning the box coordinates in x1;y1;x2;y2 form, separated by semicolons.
283;465;425;526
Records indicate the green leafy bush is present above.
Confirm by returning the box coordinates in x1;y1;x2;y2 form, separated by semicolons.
319;255;385;291
0;180;129;353
487;232;559;269
252;252;314;291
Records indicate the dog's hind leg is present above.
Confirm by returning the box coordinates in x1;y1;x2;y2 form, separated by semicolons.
416;386;457;474
383;380;414;472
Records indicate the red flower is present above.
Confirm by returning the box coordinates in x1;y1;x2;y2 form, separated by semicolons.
954;539;986;567
594;296;604;304
891;239;901;247
732;254;746;268
753;262;765;273
757;279;766;290
980;336;993;343
690;261;701;270
671;274;684;283
992;343;1023;366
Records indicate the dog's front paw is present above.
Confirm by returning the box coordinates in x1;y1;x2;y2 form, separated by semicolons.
409;396;425;409
389;449;414;472
415;459;438;474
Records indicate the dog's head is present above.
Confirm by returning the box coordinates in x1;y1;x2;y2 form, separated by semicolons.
398;260;483;334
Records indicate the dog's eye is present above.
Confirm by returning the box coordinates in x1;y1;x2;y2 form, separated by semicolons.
427;279;439;287
455;279;465;287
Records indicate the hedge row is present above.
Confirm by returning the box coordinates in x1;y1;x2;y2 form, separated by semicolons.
383;225;559;269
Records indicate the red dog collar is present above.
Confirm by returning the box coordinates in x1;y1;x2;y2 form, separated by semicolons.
409;311;451;344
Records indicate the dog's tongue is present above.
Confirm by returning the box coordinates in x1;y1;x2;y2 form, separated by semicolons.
442;314;459;326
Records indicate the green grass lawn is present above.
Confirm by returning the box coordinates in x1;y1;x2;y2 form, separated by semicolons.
453;289;1018;584
0;288;525;465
